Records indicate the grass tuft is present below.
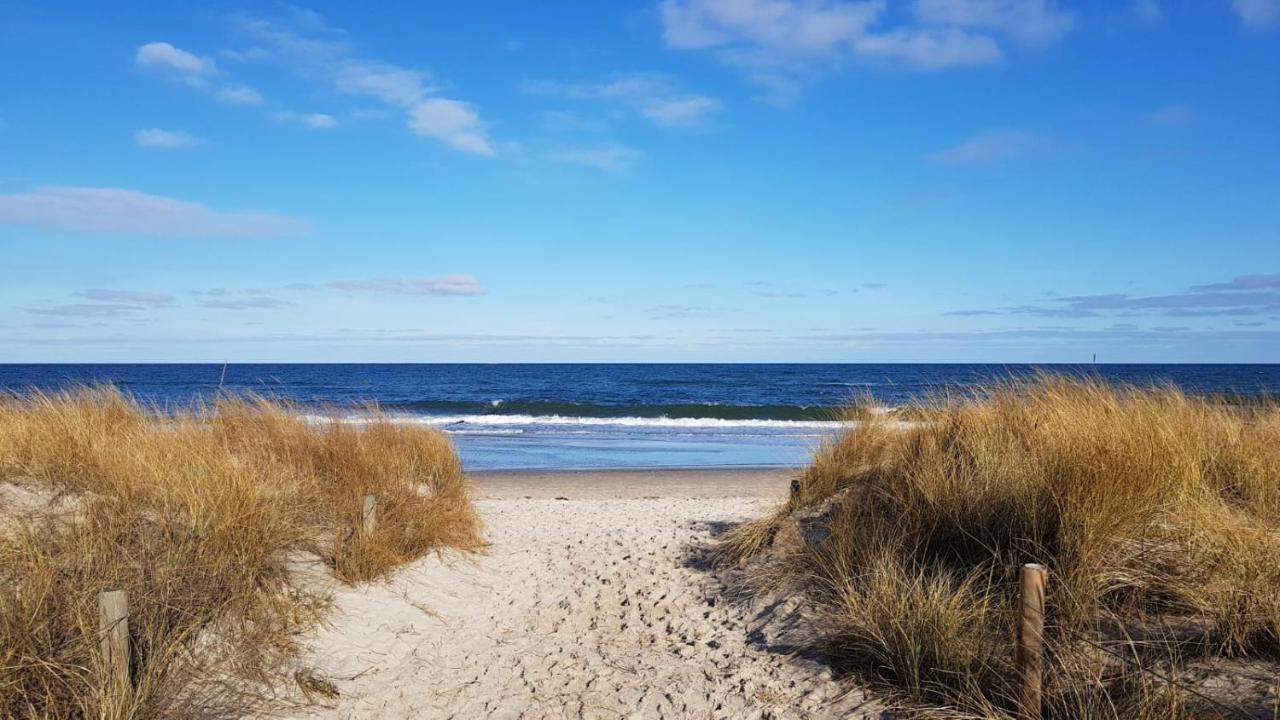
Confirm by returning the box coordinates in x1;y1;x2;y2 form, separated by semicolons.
726;374;1280;718
0;386;482;719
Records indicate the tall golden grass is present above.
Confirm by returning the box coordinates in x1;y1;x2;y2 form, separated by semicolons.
0;387;482;719
723;375;1280;718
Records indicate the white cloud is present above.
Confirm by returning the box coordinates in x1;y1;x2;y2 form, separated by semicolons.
553;143;644;173
915;0;1075;46
1233;0;1280;28
328;275;487;296
408;99;494;156
641;96;724;126
135;41;215;83
235;13;495;156
332;59;435;106
134;128;204;149
0;186;308;238
660;0;883;55
215;84;264;105
853;26;1002;68
274;111;338;129
660;0;1074;98
527;74;721;127
1145;104;1193;126
929;129;1039;164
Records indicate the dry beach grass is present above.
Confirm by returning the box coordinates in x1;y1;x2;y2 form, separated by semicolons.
722;375;1280;718
0;388;481;719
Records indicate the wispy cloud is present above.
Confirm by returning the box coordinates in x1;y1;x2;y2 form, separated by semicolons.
199;296;294;310
1145;104;1193;127
538;110;610;133
1056;290;1280;312
650;304;706;319
552;143;644;173
1191;274;1280;292
794;326;1280;351
134;128;205;149
327;275;487;296
929;129;1039;164
914;0;1075;46
746;280;807;298
946;275;1280;319
331;59;436;106
274;110;338;129
27;303;147;318
215;84;263;105
220;47;271;63
526;74;721;128
659;0;1073;101
232;11;495;155
75;289;175;307
0;186;308;238
1233;0;1280;29
642;96;723;127
1134;0;1162;23
946;304;1099;318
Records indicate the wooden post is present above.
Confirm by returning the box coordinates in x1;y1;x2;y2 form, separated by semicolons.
1016;563;1048;720
361;494;378;536
98;589;130;694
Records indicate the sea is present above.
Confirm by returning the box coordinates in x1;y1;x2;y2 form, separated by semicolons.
1;364;1277;471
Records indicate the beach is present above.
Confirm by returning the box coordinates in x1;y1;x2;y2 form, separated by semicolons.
281;468;882;720
7;370;1280;719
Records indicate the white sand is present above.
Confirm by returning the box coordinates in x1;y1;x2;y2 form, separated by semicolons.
281;469;882;719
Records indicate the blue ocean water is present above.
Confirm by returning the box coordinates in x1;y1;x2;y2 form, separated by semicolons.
1;364;1277;470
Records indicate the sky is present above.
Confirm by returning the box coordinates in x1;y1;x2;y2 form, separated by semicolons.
1;0;1278;363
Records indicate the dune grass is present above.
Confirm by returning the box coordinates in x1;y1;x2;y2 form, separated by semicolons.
0;387;482;719
723;375;1280;718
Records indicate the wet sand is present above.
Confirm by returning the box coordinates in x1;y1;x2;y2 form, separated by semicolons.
470;466;798;499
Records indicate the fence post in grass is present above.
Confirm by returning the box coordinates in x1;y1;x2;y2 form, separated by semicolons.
361;494;378;536
1016;563;1049;720
98;589;131;696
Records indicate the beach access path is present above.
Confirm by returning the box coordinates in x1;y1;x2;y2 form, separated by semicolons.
280;468;882;720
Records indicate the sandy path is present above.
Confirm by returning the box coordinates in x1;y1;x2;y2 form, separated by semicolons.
283;470;880;719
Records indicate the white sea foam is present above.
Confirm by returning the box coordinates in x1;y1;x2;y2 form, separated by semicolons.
308;413;849;430
420;414;849;429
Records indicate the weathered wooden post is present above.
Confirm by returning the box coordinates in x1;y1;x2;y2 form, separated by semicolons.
1016;563;1048;720
361;494;378;536
98;589;131;695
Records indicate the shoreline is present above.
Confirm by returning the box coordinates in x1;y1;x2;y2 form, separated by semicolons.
469;465;800;499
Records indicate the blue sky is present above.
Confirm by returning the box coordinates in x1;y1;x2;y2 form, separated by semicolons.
1;0;1278;362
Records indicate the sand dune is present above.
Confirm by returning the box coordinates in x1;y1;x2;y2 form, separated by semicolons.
282;469;882;719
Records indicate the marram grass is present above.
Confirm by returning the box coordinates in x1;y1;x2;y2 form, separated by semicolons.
0;387;482;719
723;375;1280;719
